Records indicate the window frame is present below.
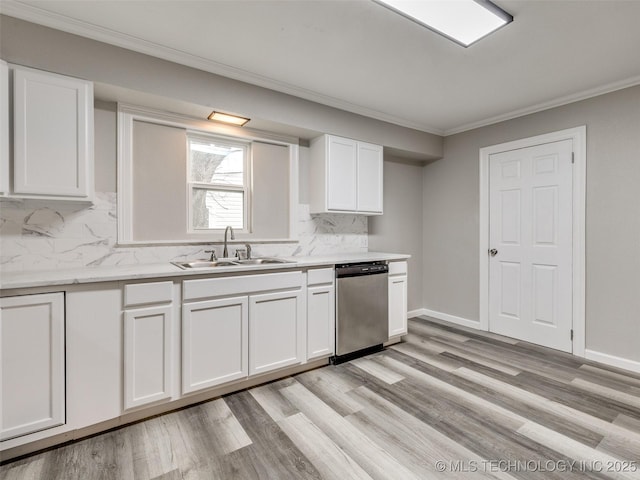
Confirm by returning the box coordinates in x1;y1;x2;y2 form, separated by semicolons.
186;131;252;234
116;104;299;246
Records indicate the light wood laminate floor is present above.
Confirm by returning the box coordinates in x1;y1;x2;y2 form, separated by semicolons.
2;316;640;479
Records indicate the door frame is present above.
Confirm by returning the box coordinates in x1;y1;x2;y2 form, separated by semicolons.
479;126;586;356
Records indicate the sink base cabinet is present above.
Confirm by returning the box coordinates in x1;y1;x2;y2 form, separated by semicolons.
182;297;249;395
0;293;65;441
249;289;305;376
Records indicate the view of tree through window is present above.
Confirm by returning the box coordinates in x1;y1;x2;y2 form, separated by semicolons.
188;135;249;230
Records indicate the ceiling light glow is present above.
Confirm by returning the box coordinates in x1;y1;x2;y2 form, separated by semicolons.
376;0;513;47
207;111;250;126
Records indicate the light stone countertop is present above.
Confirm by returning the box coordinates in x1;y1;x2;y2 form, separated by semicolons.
0;252;410;290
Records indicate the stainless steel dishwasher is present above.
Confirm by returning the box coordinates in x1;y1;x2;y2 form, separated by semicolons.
333;261;389;363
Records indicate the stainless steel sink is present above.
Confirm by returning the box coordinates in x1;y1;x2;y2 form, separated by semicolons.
172;260;239;269
172;257;296;269
236;258;295;265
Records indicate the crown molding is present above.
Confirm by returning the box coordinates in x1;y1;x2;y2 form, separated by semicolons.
0;1;445;136
444;74;640;136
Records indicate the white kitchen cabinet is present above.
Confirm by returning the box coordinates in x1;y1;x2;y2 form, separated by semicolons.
306;267;335;360
249;289;305;375
310;134;383;215
66;285;122;429
10;65;93;201
388;261;408;338
124;305;173;409
0;60;8;196
326;136;358;211
123;281;174;409
182;271;305;381
356;141;384;213
0;293;65;441
182;296;248;395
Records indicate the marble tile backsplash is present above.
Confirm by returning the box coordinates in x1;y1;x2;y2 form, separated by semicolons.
0;193;368;273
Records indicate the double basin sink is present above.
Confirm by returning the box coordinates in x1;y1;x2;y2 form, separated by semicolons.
173;257;296;270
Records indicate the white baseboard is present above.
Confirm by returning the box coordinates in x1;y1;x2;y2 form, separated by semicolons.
584;349;640;375
407;308;427;318
419;308;482;330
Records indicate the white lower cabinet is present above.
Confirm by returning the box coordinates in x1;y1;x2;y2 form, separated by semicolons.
0;293;65;441
124;305;173;409
306;267;335;360
123;281;174;410
388;262;408;338
249;289;305;375
181;271;305;394
182;296;248;394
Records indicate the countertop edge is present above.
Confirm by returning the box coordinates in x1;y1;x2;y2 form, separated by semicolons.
0;252;411;291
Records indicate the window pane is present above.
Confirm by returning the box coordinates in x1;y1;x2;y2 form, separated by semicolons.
192;188;244;230
189;138;244;186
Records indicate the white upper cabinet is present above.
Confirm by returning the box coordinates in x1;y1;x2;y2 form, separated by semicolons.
356;141;384;213
326;136;358;211
10;65;94;201
310;134;383;215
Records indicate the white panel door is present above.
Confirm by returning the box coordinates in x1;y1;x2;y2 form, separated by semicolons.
13;66;93;198
489;139;573;351
388;275;408;337
249;289;304;375
182;296;248;394
124;305;172;410
326;135;357;211
307;284;335;360
1;293;65;441
356;141;383;213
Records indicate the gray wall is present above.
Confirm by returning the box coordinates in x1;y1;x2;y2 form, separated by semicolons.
369;156;424;312
423;85;640;361
0;15;442;160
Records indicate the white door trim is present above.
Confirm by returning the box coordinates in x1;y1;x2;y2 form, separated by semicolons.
479;126;586;356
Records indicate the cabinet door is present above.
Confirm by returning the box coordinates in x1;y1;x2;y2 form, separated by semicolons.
182;296;248;394
388;275;408;337
13;66;93;199
1;293;65;441
357;141;383;213
0;60;8;196
326;135;357;211
124;305;172;410
249;289;304;375
307;285;335;360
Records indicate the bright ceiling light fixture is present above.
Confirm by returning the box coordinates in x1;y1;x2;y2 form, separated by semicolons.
375;0;513;47
207;111;250;126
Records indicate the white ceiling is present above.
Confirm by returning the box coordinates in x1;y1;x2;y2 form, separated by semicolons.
3;0;640;136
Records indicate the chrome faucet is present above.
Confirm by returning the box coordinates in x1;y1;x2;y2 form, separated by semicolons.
223;226;235;258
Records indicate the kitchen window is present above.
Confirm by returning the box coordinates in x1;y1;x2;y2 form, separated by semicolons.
187;134;250;232
117;105;295;244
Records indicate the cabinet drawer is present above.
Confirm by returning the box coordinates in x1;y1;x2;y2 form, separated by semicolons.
124;281;173;307
388;261;407;276
183;271;303;301
307;267;334;286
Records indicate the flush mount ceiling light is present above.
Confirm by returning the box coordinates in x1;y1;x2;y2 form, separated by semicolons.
207;111;250;126
375;0;513;47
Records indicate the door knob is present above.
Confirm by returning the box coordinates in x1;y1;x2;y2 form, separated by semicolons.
489;248;498;257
